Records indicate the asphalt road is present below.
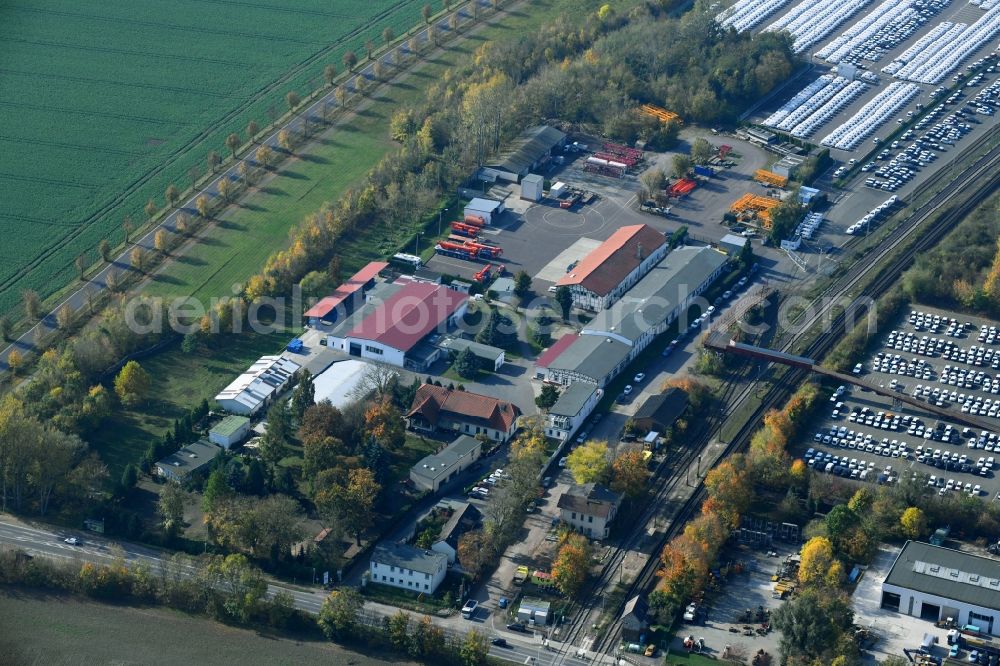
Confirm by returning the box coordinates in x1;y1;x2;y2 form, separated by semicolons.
0;515;612;666
0;0;495;375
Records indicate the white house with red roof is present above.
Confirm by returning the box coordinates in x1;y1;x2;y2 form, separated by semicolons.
555;224;669;311
406;384;521;442
326;278;468;371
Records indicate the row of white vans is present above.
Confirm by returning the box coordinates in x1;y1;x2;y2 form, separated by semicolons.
716;0;793;32
763;0;875;54
845;195;898;234
764;75;871;138
815;0;948;66
821;81;920;149
884;6;1000;84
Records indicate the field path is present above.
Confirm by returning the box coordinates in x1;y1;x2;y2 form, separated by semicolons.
0;0;503;374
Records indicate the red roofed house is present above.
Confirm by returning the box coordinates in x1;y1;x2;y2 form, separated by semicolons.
327;279;468;371
406;384;522;442
304;261;389;326
555;225;668;311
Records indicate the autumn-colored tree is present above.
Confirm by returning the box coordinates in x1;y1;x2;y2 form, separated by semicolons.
789;458;808;485
457;529;490;579
566;440;609;484
900;507;928;539
277;129;292;153
407;36;420;57
144;198;157;221
703;457;752;527
315;468;380;545
285;90;301;112
448;12;459;33
217;178;233;203
354;75;368;97
798;536;836;587
373;60;385;82
246;119;259;143
334;85;348;109
114;360;151;407
130;246;146;272
55;303;73;330
364;399;405;449
225;132;241;159
175;212;190;236
154;229;169;253
610;448;649;498
196;194;210;218
255;145;273;171
552;532;591;597
6;349;23;375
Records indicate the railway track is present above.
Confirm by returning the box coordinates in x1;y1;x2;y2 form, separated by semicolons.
566;137;1000;660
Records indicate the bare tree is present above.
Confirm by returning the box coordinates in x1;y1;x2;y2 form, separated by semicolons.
122;215;134;243
373;60;385;82
105;269;120;294
335;85;348;109
75;253;88;280
207;150;221;173
365;39;375;61
427;24;438;46
22;289;40;320
98;239;111;263
448;12;459;33
188;164;201;189
225;133;241;160
165;183;180;209
349;364;399;401
422;3;432;23
382;27;394;46
246;119;259;144
343;50;358;72
144;198;157;221
407;36;420;57
286;90;301;112
324;63;337;87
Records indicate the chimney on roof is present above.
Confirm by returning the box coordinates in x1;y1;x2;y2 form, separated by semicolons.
637;242;643;260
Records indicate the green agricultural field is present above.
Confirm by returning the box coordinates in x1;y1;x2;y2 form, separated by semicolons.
0;589;413;666
0;0;428;317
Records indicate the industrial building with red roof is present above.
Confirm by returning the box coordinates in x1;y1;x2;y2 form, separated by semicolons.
325;277;469;371
406;384;522;442
555;224;669;311
304;261;389;325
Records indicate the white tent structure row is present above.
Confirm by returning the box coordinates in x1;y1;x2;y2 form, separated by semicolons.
820;81;920;150
891;6;1000;83
772;77;849;131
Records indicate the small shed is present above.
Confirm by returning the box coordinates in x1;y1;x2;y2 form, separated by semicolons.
521;174;544;201
620;595;649;642
209;415;251;449
517;597;551;626
719;233;749;256
464;198;505;225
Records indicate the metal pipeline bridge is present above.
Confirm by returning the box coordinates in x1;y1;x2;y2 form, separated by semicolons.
704;331;1000;433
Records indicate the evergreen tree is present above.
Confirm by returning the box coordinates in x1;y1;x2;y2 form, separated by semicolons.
453;347;479;378
291;370;315;420
261;401;291;467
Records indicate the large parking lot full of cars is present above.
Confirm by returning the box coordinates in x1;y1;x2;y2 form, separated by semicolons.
797;306;1000;502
